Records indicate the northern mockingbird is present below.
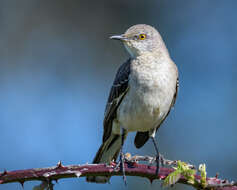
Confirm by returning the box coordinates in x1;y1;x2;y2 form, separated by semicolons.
86;24;179;183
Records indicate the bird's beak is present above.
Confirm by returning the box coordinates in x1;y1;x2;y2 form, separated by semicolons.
110;34;128;41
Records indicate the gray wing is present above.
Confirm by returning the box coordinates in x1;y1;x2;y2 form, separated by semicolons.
134;78;179;148
102;58;131;142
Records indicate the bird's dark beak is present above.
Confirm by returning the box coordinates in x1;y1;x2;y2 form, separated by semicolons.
110;34;128;41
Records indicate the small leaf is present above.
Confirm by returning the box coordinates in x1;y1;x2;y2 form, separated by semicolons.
199;164;207;188
163;169;182;187
177;161;196;185
163;161;197;187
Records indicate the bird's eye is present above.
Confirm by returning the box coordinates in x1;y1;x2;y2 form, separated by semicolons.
139;34;146;40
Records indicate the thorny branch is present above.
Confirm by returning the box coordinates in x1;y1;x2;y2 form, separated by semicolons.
0;155;236;190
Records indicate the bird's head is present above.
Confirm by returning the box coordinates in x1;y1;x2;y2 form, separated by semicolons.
110;24;167;58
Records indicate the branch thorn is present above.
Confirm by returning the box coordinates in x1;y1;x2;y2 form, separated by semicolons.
56;161;63;168
19;180;24;188
3;169;7;175
149;178;154;184
0;169;7;177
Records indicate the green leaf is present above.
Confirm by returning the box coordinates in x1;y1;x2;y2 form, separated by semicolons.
179;161;196;185
199;164;207;188
163;161;196;187
163;169;182;187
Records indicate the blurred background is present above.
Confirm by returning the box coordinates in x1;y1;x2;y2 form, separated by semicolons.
0;0;237;189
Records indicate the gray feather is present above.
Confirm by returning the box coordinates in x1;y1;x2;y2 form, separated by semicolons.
134;78;179;148
103;58;131;142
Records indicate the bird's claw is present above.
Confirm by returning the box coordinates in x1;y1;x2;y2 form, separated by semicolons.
114;152;127;185
154;153;164;176
160;154;165;166
155;154;160;176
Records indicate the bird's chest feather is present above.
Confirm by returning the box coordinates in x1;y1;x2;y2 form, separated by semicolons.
117;58;176;132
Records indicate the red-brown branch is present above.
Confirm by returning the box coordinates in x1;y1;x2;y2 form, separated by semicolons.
0;160;236;190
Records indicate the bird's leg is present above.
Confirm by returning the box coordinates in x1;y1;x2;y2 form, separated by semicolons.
159;153;165;167
114;128;127;185
151;136;160;176
120;128;126;185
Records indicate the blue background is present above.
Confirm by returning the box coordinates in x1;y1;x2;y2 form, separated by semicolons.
0;0;237;189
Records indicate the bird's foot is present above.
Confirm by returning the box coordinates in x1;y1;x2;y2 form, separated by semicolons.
114;152;127;185
154;153;164;176
114;152;124;170
155;153;160;176
159;153;165;166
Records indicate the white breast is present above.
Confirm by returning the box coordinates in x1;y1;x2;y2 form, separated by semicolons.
117;54;177;132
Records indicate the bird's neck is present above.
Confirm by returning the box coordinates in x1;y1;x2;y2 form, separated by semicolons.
125;44;170;60
130;48;170;62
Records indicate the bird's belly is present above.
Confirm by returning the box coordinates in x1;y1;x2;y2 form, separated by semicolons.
117;89;166;132
116;58;177;133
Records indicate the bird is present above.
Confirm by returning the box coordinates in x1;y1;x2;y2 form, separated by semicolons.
86;24;179;184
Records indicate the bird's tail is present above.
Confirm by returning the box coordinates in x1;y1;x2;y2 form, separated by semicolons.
86;133;126;183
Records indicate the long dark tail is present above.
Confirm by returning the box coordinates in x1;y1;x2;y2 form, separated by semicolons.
86;133;126;183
